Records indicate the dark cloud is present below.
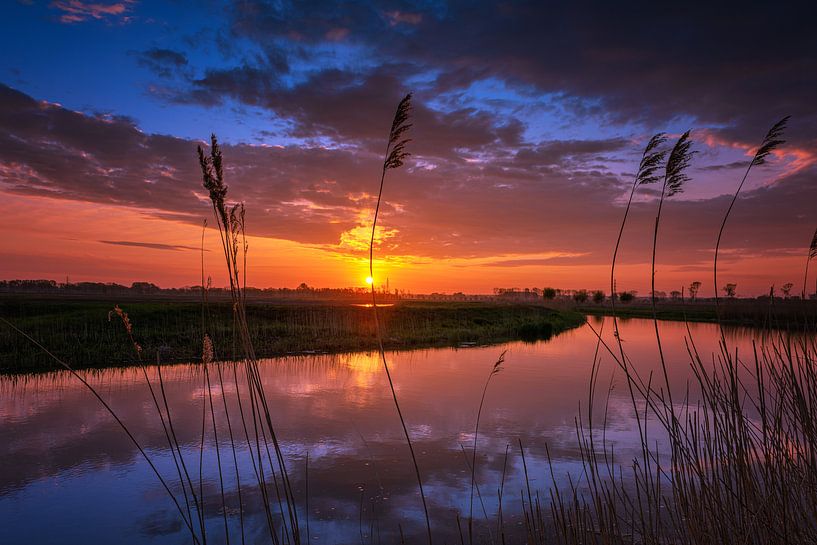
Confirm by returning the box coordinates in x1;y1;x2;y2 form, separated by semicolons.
136;48;189;78
99;240;205;251
179;64;525;159
145;0;817;152
697;161;748;172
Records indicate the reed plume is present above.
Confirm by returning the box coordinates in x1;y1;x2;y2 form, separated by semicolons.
109;303;208;539
368;92;432;545
608;134;668;448
610;133;667;340
198;135;301;545
651;130;695;410
714;117;789;312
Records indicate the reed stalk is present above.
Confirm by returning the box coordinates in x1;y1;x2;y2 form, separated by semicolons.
367;92;433;545
803;228;817;300
468;351;506;544
714;117;789;317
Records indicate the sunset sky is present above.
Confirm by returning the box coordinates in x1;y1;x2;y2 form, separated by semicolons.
1;1;815;295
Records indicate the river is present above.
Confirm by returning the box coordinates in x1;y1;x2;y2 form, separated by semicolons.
0;317;769;544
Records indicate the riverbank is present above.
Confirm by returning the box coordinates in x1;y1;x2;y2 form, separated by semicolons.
578;298;817;329
0;298;584;373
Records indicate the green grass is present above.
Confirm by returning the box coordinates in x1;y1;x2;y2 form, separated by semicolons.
578;298;817;329
0;297;584;373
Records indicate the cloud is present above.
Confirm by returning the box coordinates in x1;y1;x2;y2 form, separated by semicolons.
136;48;188;78
481;254;591;267
0;83;814;272
177;64;525;159
50;0;135;24
99;240;205;251
182;1;814;150
384;11;422;26
100;0;809;214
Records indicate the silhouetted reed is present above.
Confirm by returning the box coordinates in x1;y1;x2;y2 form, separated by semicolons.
540;120;817;545
199;135;301;545
804;227;817;299
468;350;506;544
367;92;434;545
714;117;789;314
650;130;694;412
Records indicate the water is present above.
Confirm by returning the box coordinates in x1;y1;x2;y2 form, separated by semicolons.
0;317;766;544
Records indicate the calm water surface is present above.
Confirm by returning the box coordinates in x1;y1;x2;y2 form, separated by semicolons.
0;317;767;544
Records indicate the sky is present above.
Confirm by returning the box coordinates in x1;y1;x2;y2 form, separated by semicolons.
1;0;815;295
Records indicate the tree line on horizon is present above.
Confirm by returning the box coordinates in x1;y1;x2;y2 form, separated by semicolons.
2;278;814;301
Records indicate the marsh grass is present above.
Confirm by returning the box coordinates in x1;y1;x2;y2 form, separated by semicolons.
540;322;817;545
529;118;817;545
0;299;580;372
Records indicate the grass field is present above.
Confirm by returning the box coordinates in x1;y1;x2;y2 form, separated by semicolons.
0;297;584;373
577;298;817;329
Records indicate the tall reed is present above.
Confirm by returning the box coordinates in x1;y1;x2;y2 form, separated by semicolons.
367;93;433;545
650;130;694;410
610;133;667;354
607;133;668;477
468;350;506;543
713;117;789;314
803;227;817;299
198;136;301;544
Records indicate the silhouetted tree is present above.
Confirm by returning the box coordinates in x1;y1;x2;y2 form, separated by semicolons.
723;283;737;298
781;282;794;298
592;290;605;303
688;281;701;301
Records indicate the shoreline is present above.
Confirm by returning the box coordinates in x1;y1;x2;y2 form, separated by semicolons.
578;299;817;329
0;299;585;374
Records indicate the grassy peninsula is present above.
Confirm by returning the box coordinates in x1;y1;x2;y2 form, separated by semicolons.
0;298;584;373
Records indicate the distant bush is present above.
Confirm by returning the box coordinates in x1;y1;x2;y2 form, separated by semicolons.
592;290;605;303
573;290;589;303
542;287;557;300
619;291;635;303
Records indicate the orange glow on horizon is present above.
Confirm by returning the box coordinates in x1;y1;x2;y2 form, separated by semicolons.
0;190;810;297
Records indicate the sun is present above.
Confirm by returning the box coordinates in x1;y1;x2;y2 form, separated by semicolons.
365;276;374;285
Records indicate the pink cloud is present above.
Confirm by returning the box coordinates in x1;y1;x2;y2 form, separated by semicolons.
697;127;817;179
384;11;423;26
50;0;135;24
